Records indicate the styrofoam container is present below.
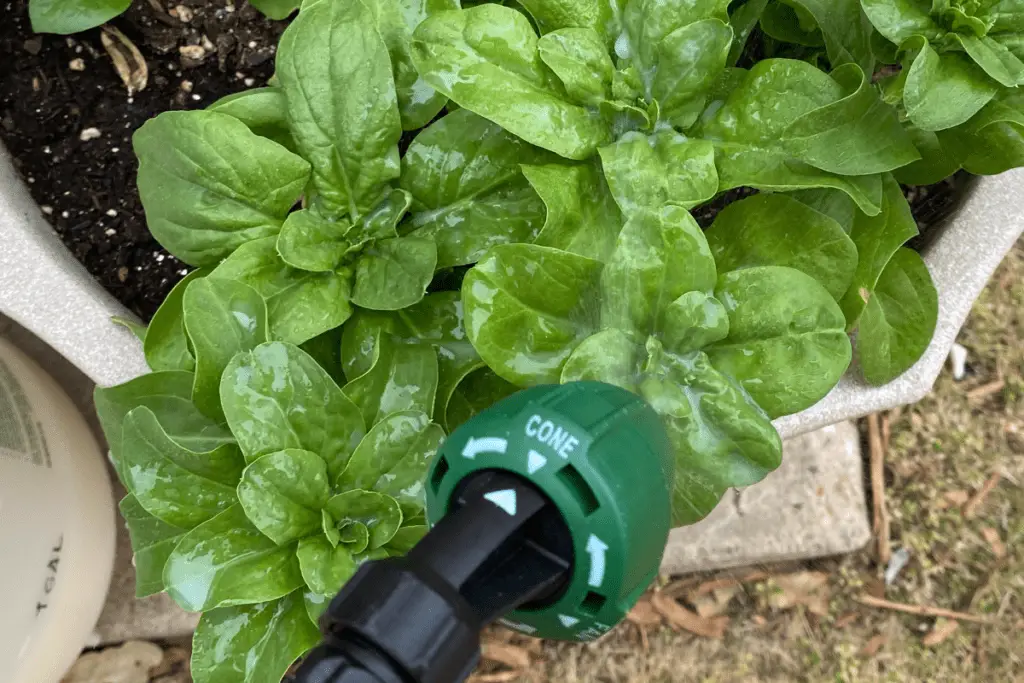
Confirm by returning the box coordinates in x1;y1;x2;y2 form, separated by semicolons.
0;336;116;683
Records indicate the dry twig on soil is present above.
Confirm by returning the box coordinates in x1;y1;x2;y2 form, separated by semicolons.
868;413;891;564
855;595;996;624
964;472;1002;518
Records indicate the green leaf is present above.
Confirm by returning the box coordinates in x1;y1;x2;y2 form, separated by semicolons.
857;248;938;385
696;60;885;214
385;525;428;552
303;590;331;624
783;0;876;71
277;0;401;219
904;41;997;131
237;449;331;545
411;5;612;160
211;237;353;346
29;0;130;34
661;291;731;355
652;19;734;129
598;131;718;216
840;175;919;328
276;209;351;273
622;0;731;71
324;490;403;549
134;111;310;267
337;522;371;553
144;270;204;373
346;189;413;250
537;28;614;106
342;335;439;426
600;205;718;335
894;124;961;184
641;342;782;526
402;109;548;269
351;237;437;310
296;536;358;596
860;0;943;45
119;495;186;598
516;0;625;43
705;266;852;418
112;316;147;343
183;278;268;421
364;0;460;131
121;407;243;529
342;293;485;423
220;341;366;480
191;590;319;683
249;0;299;19
728;0;770;65
787;188;858;233
337;411;444;517
300;327;346;387
164;504;304;612
941;89;1024;174
781;63;919;175
560;328;642;389
445;368;519;430
953;33;1024;87
760;2;823;46
522;161;622;262
704;194;857;301
463;244;602;385
94;372;234;486
207;88;295;150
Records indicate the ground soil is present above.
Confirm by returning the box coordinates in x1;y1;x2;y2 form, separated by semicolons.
1;0;970;322
0;0;287;319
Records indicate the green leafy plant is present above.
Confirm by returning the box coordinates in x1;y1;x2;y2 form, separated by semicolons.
29;0;300;35
94;0;1024;679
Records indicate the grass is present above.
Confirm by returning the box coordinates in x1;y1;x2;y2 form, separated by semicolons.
478;241;1024;683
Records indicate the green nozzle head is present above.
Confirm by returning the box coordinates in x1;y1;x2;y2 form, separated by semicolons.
425;381;673;642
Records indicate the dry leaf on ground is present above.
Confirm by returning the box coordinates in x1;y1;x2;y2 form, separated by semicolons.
692;584;740;618
651;591;729;638
626;598;663;627
481;643;531;670
768;572;831;617
860;633;888;657
939;490;970;508
101;26;148;94
981;527;1007;558
469;672;522;683
61;641;163;683
834;612;859;629
964;472;1001;518
922;619;960;646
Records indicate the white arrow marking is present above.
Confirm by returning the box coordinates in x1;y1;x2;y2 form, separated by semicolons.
558;614;579;628
586;534;609;587
527;449;547;474
461;436;508;459
484;489;517;516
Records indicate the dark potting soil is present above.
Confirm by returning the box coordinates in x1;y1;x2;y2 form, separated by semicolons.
0;0;288;319
0;1;970;321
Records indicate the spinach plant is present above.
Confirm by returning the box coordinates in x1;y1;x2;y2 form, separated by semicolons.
95;0;1024;680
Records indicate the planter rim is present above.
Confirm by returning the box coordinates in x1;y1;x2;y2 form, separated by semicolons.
0;143;1021;436
775;168;1024;439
